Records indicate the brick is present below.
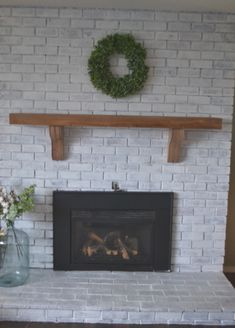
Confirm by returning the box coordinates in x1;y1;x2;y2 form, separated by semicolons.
191;60;213;68
12;27;34;36
23;55;45;64
167;59;189;67
0;160;21;169
213;79;234;88
0;168;11;176
36;27;58;37
176;87;198;95
12;45;34;55
192;40;214;51
0;45;10;54
0;8;11;16
216;23;235;32
215;43;235;52
119;21;143;30
23;37;46;45
202;51;224;60
0;27;11;35
71;19;94;28
96;20;118;29
156;31;178;40
179;32;201;41
60;8;82;18
179;13;202;22
0;73;21;81
12;8;35;17
131;11;154;20
23;17;46;27
59;28;82;39
168;22;191;31
47;18;70;27
36;8;59;17
22;144;45;153
183;312;209;321
102;311;128;320
35;46;57;55
192;39;215;52
47;309;73;318
156;12;178;21
128;312;155;321
192;23;215;32
46;37;70;46
156;312;182;321
167;41;190;50
203;13;227;22
144;22;166;31
0;63;10;72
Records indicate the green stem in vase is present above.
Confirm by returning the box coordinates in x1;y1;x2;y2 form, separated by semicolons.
11;226;24;258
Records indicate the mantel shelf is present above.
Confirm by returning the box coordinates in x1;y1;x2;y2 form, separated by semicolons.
9;113;222;163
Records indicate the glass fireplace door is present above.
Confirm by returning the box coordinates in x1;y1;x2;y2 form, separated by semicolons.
71;210;155;270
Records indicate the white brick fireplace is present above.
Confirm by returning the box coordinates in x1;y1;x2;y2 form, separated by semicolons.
0;6;235;324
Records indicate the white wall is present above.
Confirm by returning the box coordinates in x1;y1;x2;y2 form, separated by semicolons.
0;7;234;271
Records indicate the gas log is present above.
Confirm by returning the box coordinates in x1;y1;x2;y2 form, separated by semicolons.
82;231;138;260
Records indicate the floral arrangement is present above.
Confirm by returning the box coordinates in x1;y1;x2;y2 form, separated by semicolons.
0;185;35;231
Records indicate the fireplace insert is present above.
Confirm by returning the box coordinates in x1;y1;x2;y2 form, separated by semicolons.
53;191;173;271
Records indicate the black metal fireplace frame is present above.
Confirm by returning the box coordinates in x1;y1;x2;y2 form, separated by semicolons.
53;191;173;271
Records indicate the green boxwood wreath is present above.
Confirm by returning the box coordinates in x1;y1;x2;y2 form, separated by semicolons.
88;33;149;98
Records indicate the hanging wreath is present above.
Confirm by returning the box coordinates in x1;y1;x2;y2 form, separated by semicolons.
88;33;149;98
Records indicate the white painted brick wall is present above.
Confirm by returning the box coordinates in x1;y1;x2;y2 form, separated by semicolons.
0;7;234;271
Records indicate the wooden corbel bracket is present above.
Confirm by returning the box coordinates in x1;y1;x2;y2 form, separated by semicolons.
9;113;222;162
168;129;185;163
49;126;64;161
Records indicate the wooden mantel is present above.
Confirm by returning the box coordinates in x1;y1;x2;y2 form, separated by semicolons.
9;113;222;162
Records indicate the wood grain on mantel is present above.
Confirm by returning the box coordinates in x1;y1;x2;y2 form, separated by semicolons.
9;113;222;162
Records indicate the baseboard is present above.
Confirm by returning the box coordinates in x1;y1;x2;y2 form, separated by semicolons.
224;265;235;272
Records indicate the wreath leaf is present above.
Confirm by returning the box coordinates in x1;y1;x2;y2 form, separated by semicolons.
88;33;149;98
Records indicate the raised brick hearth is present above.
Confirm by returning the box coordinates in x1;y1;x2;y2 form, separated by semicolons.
0;270;235;324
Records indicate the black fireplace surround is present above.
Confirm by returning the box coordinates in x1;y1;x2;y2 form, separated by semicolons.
53;191;173;271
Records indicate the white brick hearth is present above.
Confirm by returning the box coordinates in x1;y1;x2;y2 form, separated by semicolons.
0;270;235;324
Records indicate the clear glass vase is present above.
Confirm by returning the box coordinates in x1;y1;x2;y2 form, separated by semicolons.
0;226;29;287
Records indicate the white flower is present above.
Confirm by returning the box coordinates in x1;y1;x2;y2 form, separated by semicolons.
2;202;9;209
0;228;6;237
0;187;6;196
9;196;14;203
